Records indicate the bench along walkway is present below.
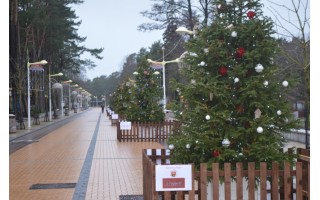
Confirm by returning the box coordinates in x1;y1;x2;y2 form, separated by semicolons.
9;108;164;200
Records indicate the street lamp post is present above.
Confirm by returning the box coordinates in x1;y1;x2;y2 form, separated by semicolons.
49;72;63;121
147;48;181;111
27;60;48;129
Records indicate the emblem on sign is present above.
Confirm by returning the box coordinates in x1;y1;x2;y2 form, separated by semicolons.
171;170;176;177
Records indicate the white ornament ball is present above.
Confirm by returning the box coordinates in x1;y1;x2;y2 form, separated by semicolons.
195;140;199;144
186;144;190;149
168;144;175;150
234;77;239;83
257;127;263;133
263;81;268;86
190;52;198;57
199;61;206;66
222;138;231;147
255;64;264;73
204;48;209;53
282;81;289;87
277;110;282;115
270;57;274;64
205;115;210;120
231;31;237;37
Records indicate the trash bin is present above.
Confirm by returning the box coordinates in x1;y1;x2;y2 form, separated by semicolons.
9;114;17;133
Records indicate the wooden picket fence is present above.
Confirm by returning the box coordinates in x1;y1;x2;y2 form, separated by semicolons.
117;120;180;142
143;148;310;200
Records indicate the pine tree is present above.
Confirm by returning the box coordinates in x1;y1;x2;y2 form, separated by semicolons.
167;0;300;170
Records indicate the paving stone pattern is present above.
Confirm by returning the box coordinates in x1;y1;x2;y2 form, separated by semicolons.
10;108;164;200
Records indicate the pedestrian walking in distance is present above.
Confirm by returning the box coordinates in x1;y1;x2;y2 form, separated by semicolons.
101;104;105;113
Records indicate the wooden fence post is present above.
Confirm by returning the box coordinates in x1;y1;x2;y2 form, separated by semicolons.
260;162;267;200
236;162;243;200
200;163;207;200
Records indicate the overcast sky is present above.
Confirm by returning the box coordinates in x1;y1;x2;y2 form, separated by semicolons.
72;0;164;80
72;0;311;80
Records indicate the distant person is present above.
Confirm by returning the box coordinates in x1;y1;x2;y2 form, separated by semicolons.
101;104;105;113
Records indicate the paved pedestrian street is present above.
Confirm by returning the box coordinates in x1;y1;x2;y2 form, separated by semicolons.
9;108;164;200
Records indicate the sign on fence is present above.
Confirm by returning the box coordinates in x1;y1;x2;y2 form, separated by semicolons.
111;114;118;119
120;121;132;130
155;165;192;191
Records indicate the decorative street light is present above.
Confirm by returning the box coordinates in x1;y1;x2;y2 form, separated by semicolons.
147;47;181;111
49;72;63;121
176;27;194;35
27;60;48;129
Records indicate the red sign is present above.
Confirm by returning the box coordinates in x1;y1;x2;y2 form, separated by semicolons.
162;178;185;188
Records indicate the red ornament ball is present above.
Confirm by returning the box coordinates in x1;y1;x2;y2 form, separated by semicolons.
218;66;228;76
247;11;256;19
236;47;245;59
212;150;220;157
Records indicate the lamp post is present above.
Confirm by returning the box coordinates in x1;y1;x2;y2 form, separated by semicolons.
49;72;63;121
147;47;181;111
27;60;48;129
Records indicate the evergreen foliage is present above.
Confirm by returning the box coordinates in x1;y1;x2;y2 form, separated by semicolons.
111;57;164;122
167;0;300;170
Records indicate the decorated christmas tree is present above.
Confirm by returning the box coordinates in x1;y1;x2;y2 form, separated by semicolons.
167;0;300;169
110;77;136;118
112;57;164;122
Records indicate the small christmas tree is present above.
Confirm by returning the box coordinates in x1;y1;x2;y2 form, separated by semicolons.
112;57;164;122
168;0;300;169
111;78;136;118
